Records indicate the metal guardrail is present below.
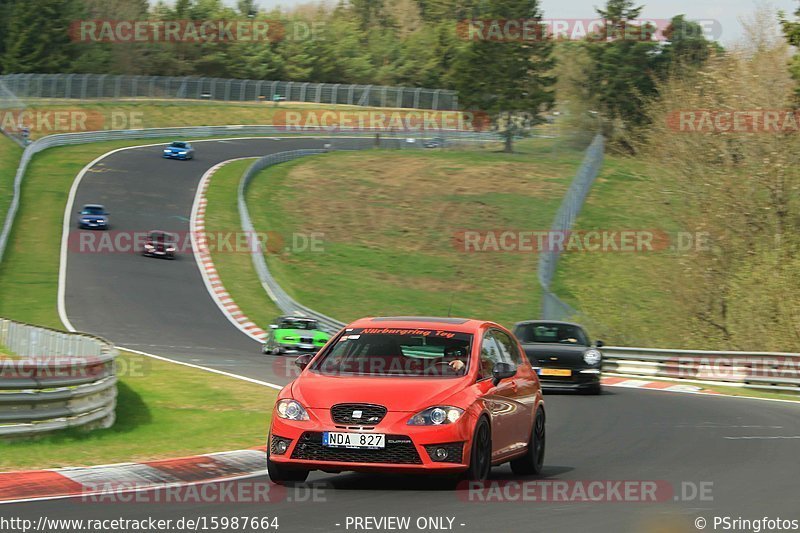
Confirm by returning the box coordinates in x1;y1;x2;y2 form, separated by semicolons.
1;121;794;395
538;133;605;322
236;132;505;333
0;318;118;437
237;149;353;334
0;125;500;264
0;74;459;110
601;346;800;393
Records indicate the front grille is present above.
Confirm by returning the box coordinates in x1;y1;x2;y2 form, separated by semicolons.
330;403;387;425
424;442;465;464
291;432;422;464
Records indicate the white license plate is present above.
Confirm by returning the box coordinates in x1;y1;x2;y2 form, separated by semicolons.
323;432;385;449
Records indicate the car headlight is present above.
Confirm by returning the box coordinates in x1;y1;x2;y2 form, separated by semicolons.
144;244;154;249
178;151;187;154
583;349;602;365
408;406;464;426
276;399;309;421
283;336;296;342
166;246;175;251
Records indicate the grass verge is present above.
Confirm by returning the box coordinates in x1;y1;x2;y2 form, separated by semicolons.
0;342;16;359
0;136;283;328
203;158;282;327
10;100;437;141
0;137;288;470
0;350;275;470
551;154;691;347
0;134;23;228
238;137;583;328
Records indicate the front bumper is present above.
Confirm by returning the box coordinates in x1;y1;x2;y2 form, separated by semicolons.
269;408;472;474
143;249;175;258
79;221;107;229
163;152;189;159
276;343;321;354
537;368;601;391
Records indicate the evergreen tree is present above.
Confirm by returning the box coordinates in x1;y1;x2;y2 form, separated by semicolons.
450;0;556;152
580;0;659;148
1;0;78;73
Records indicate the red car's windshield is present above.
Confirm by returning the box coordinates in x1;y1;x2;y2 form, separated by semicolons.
311;328;472;378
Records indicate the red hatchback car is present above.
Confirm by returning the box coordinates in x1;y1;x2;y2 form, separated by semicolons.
267;316;545;484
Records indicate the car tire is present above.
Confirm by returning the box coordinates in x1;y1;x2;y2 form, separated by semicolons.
461;418;492;481
272;346;283;356
510;407;545;476
267;449;309;485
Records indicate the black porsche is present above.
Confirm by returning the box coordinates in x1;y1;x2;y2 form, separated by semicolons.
513;320;603;395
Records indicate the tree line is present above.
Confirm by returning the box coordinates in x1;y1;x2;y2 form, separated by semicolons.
0;0;798;150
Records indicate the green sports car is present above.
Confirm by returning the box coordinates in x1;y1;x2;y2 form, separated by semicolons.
262;316;330;355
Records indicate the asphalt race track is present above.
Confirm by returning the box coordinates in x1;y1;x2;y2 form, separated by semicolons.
4;138;799;532
64;136;365;382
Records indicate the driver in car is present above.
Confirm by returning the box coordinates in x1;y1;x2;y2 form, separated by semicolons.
444;345;468;373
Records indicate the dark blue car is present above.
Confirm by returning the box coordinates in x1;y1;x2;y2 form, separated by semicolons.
162;141;195;160
78;204;109;230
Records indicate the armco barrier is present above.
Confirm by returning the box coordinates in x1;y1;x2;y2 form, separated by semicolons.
0;125;499;264
236;149;800;394
538;133;605;322
237;150;348;334
602;346;800;393
0;317;118;437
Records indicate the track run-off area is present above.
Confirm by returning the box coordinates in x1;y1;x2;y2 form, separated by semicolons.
4;137;799;532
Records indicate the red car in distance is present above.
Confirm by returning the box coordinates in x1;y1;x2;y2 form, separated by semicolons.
267;316;545;485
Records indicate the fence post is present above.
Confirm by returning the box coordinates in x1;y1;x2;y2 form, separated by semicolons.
64;73;74;99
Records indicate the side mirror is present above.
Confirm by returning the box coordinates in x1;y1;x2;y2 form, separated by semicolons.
295;354;312;371
269;324;279;330
595;340;605;348
492;362;516;386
